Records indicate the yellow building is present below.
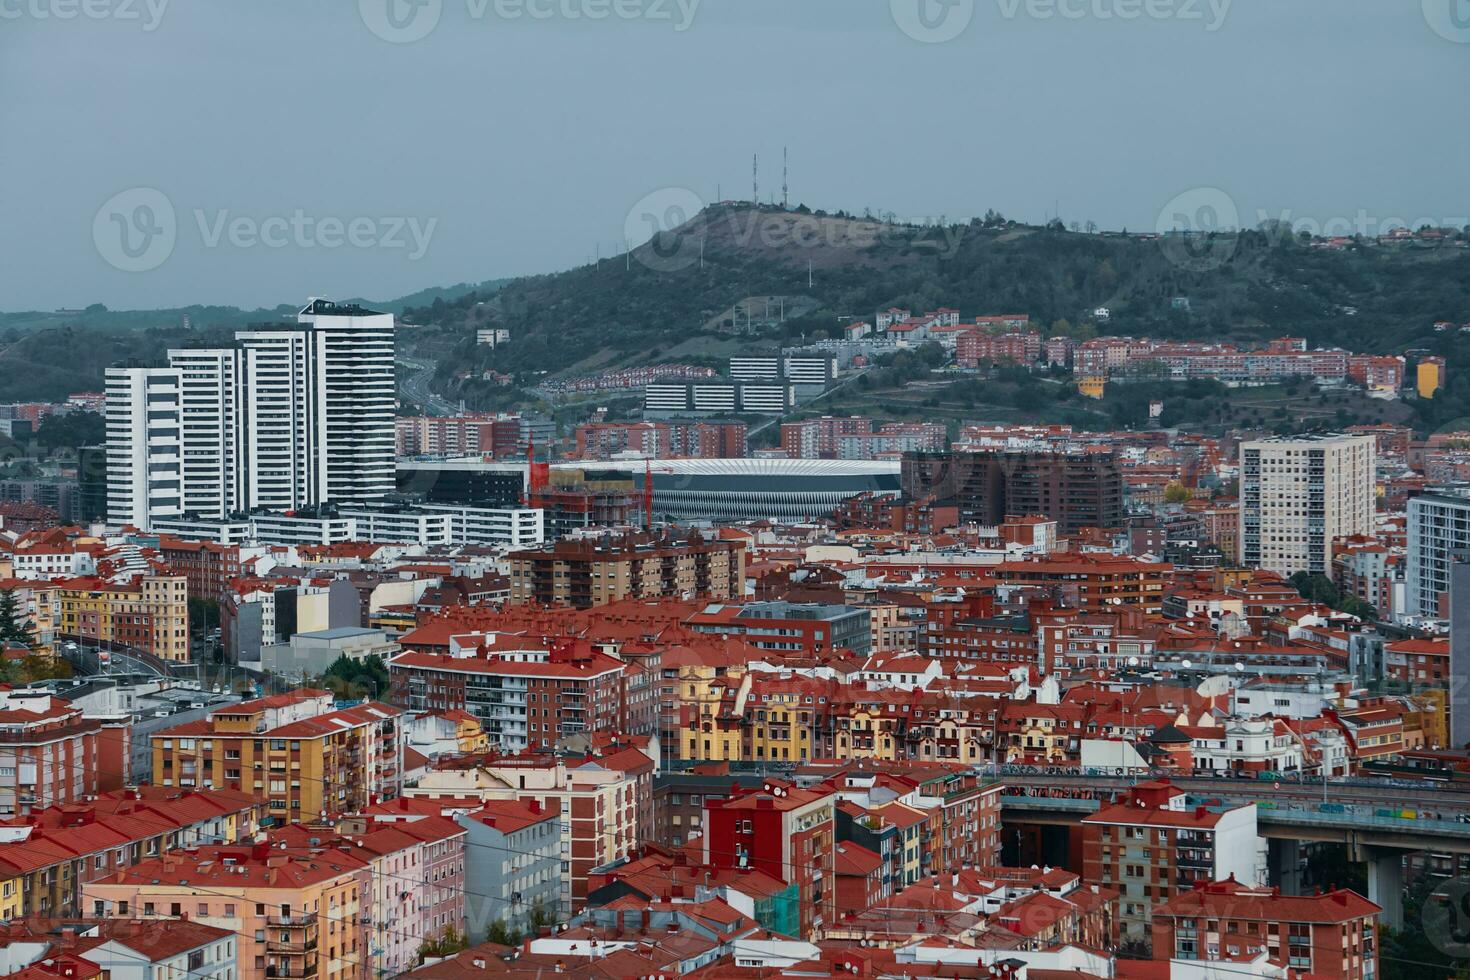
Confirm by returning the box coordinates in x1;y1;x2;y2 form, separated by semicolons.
1077;376;1107;399
55;575;189;661
679;671;749;762
1419;356;1445;399
152;689;403;818
0;874;22;920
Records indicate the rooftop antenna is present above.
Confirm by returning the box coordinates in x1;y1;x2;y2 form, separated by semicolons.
782;146;789;210
752;153;759;206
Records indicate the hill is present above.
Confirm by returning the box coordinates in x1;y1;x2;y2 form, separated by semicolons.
405;205;1470;424
0;281;508;401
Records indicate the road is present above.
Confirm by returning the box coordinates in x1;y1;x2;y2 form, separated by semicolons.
398;357;456;416
987;768;1470;814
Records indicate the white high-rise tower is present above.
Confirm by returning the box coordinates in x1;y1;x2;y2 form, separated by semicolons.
106;299;397;529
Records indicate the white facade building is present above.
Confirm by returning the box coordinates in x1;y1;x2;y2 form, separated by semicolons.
105;366;185;529
1406;488;1470;618
107;300;398;529
1239;434;1375;576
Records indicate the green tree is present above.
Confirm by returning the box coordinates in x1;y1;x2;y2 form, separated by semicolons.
1163;481;1192;504
321;654;390;700
485;920;522;947
0;590;38;650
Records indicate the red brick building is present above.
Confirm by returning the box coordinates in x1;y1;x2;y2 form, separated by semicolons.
158;536;244;600
0;691;131;817
1152;878;1379;980
1081;780;1262;949
833;841;887;914
703;780;837;939
390;635;628;750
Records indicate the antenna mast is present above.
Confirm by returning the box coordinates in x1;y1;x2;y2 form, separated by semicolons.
752;154;758;205
782;146;789;209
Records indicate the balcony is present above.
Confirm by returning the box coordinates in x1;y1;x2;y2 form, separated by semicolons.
265;967;318;980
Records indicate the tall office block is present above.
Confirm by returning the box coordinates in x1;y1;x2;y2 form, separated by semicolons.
299;299;397;503
1239;434;1375;576
105;366;185;528
107;299;396;529
1407;488;1470;618
168;347;242;519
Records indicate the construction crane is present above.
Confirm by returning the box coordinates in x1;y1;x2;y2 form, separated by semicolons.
641;458;676;530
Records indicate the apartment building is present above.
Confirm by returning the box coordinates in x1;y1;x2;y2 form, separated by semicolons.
279;817;468;978
1153;878;1379;980
151;690;403;817
1406;487;1470;618
83;841;369;980
990;554;1172;614
0;919;237;980
702;781;837;940
104;367;185;530
0;691;130;816
405;744;655;913
572;420;747;461
54;575;190;661
1240;434;1376;576
685;600;872;656
107;300;396;529
388;636;627;750
1081;780;1262;948
394;413;523;458
454;800;562;938
506;531;745;608
901;450;1125;533
0;787;264;918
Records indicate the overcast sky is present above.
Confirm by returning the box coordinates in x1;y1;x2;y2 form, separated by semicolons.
2;0;1467;311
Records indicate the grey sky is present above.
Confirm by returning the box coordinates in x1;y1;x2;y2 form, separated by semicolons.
2;0;1466;311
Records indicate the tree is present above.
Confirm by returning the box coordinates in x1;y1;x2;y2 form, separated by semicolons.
321;654;390;700
0;590;38;650
1163;482;1192;504
485;920;522;947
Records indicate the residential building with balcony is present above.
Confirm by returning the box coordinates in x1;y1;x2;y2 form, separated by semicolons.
506;532;745;609
82;841;367;980
1153;878;1379;980
0;691;131;816
1081;780;1262;950
150;690;403;818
